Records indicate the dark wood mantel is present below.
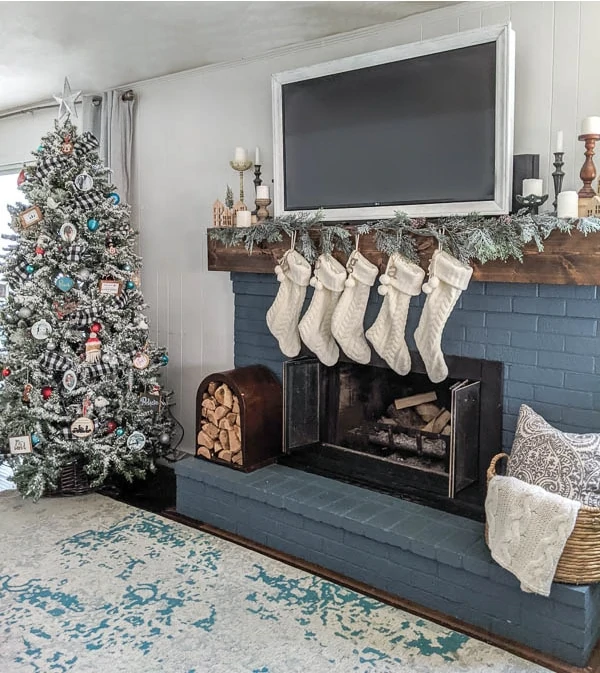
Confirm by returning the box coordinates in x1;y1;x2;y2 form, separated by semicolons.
207;230;600;285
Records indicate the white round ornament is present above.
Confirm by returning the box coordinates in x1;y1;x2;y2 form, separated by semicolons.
31;319;52;340
71;417;94;439
59;223;77;243
127;431;146;451
74;173;94;191
18;307;32;319
132;352;150;370
47;197;59;210
62;369;78;392
94;396;109;410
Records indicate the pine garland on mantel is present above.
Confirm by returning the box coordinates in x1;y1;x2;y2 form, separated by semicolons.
208;211;600;266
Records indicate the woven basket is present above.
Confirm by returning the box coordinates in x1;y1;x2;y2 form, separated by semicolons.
50;460;93;496
486;453;600;585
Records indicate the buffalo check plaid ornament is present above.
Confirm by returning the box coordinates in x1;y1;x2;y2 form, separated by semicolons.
73;132;99;156
40;351;71;372
65;244;85;263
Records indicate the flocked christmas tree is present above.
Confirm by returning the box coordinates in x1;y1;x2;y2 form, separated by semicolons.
0;92;175;499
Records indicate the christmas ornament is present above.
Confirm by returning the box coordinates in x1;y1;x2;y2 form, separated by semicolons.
18;307;32;319
35;246;45;256
139;390;161;414
330;250;379;365
47;197;59;209
108;192;120;205
85;330;102;363
18;206;43;229
366;254;426;376
59;222;77;243
266;249;312;358
78;268;91;281
122;264;132;272
90;322;102;333
74;173;93;191
31;433;41;446
55;275;75;293
31;319;52;340
160;354;169;366
17;169;26;186
37;144;44;152
159;433;171;445
126;280;135;290
22;383;33;403
61;135;74;154
132;351;150;370
94;396;109;410
107;420;118;433
53;77;81;120
47;341;57;351
98;279;123;295
8;435;32;455
414;250;473;383
25;264;34;275
127;431;146;451
115;427;125;437
298;254;346;367
87;218;100;232
62;369;77;392
71;416;94;439
17;320;27;329
42;386;53;400
53;299;78;319
2;367;11;377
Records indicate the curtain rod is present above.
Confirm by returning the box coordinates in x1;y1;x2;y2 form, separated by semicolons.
0;90;135;121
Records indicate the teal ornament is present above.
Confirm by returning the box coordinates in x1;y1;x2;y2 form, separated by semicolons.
25;264;34;275
37;145;43;151
31;433;41;446
108;192;120;205
123;264;132;272
160;354;169;366
126;280;135;290
115;427;125;437
87;218;99;232
55;275;74;293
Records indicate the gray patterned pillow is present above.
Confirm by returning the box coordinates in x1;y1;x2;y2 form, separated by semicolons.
506;404;600;507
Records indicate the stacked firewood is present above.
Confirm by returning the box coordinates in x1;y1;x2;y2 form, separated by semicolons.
197;382;242;465
381;391;452;435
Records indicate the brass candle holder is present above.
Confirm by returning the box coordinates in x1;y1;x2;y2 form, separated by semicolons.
255;197;271;222
229;159;254;204
578;133;600;198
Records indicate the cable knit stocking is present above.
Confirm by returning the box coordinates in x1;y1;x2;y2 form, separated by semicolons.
366;254;425;375
331;250;379;364
266;249;312;358
298;254;347;366
414;250;473;383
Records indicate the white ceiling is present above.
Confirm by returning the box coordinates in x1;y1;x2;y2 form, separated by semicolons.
0;1;457;113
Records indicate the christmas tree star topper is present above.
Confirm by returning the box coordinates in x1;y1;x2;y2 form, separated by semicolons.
53;77;81;121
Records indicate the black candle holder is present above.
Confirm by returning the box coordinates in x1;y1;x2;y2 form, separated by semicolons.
252;165;263;219
515;193;549;215
552;152;565;213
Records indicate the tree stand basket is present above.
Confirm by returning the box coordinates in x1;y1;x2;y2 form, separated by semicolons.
50;460;93;496
486;453;600;585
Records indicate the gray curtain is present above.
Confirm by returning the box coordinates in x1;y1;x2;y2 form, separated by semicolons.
82;90;135;204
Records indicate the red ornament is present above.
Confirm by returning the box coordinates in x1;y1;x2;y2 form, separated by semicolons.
42;386;53;400
35;246;45;256
90;322;102;333
2;368;11;378
107;420;118;433
17;170;26;187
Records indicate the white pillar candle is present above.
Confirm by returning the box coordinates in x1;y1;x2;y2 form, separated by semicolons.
255;147;261;165
234;147;247;163
256;185;269;199
557;191;579;219
556;130;563;153
522;178;543;197
581;117;600;135
236;210;252;227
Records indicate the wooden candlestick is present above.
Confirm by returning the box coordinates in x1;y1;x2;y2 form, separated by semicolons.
578;134;600;198
255;197;271;222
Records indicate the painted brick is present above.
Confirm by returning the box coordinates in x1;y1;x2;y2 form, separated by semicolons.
466;327;511;345
534;386;594;409
232;281;278;297
505;380;534;399
443;581;521;623
486;345;537;365
445;310;485;327
435;529;481;568
460;341;486;359
513;297;566;316
558;408;600;432
507;364;564;387
510;331;565;352
486;312;538;331
538;351;595;373
567;300;600;319
461;295;512;312
539;285;596;299
566;335;600;356
486;283;538;297
539;316;597;336
525;401;564;424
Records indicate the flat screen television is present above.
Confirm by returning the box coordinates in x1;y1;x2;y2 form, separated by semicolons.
272;24;515;221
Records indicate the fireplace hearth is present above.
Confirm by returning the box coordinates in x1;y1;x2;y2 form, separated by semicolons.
281;351;503;520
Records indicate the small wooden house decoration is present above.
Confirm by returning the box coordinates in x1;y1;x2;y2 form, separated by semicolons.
212;200;248;228
578;193;600;218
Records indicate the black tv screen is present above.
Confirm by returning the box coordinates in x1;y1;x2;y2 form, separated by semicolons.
281;42;497;211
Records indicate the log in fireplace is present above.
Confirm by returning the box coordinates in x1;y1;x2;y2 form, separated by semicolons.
281;351;503;520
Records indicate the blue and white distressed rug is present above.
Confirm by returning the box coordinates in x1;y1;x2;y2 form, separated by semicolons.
0;492;550;673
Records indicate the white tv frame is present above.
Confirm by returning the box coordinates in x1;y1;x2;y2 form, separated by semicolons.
272;23;515;221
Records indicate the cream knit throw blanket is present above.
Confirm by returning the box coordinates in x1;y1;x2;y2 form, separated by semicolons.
485;475;580;596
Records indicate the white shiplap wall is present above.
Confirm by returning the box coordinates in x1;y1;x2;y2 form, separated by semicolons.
1;2;599;447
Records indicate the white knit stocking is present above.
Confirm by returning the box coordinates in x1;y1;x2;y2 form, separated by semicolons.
331;250;379;364
298;254;346;366
266;249;312;358
414;250;473;383
366;254;425;375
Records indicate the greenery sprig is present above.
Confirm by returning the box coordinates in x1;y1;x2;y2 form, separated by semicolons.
208;210;600;265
